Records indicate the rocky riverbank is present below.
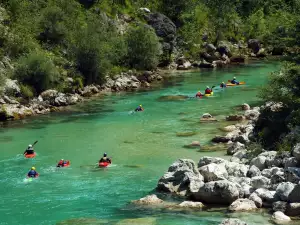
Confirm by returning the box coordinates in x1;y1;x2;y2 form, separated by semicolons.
131;102;300;224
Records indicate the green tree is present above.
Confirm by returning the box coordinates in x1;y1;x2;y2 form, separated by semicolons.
13;52;60;94
126;25;161;70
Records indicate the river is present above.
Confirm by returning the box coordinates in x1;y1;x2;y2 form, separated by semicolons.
0;61;280;225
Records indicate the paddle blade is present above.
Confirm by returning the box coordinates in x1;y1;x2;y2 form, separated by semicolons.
32;141;38;146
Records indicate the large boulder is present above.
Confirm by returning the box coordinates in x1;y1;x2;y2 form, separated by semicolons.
284;157;299;168
284;167;300;184
249;193;262;208
287;184;300;203
217;41;232;57
157;159;203;196
286;203;300;216
272;201;288;212
272;211;291;223
254;188;277;206
225;162;248;177
228;199;257;212
247;165;261;178
192;180;240;205
251;176;270;189
219;219;247;225
199;163;228;182
275;182;295;201
261;167;283;179
3;79;20;97
177;201;204;209
292;143;300;161
248;39;260;54
244;109;260;122
250;156;266;171
131;194;163;205
198;157;226;168
241;103;250;111
227;142;245;155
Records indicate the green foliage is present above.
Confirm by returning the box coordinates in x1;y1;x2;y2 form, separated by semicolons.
126;25;161;70
20;84;34;99
246;141;263;160
13;52;60;94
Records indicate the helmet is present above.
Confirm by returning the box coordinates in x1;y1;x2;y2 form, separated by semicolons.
103;153;107;157
139;105;142;107
222;82;225;84
198;90;201;92
61;159;64;161
31;167;35;170
206;86;209;88
233;77;236;79
28;144;32;148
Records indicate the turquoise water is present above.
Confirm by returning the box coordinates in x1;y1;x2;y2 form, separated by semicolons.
0;61;280;225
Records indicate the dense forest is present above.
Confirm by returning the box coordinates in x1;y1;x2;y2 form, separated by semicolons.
0;0;300;150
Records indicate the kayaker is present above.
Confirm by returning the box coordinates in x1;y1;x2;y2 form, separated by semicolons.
195;90;203;98
27;167;39;178
231;77;240;85
220;82;227;88
205;86;212;94
57;159;68;167
24;144;34;155
135;104;144;112
99;153;111;163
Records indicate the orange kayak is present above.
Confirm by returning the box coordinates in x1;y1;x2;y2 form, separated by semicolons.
99;162;111;168
226;81;246;86
24;153;36;158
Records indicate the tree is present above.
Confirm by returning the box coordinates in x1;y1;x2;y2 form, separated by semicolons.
126;25;161;70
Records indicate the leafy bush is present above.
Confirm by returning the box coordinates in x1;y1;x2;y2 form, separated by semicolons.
20;84;34;99
13;52;60;94
126;25;161;70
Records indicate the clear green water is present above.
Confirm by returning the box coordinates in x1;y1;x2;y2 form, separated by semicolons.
0;61;280;225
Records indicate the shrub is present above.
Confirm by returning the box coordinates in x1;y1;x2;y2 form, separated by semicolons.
20;84;34;99
126;25;161;70
13;52;60;94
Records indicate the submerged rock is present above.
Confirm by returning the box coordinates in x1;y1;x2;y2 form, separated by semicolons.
116;217;156;225
184;141;201;149
177;201;204;208
158;95;188;101
221;125;237;132
219;218;248;225
228;198;257;212
131;194;163;205
226;115;245;121
56;218;109;225
176;131;197;137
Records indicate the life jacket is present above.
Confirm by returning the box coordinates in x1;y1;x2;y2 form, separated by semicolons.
196;92;202;97
28;170;37;177
100;157;111;163
231;79;237;84
205;88;212;94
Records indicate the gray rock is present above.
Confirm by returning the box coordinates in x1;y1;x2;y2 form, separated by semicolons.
249;193;262;208
284;167;300;184
261;167;283;179
292;143;300;161
212;135;231;143
275;182;295;201
217;41;232;57
226;115;245;121
157;159;203;196
219;218;248;225
199;163;228;182
286;203;300;216
241;103;250;111
272;211;291;223
131;194;163;205
198;157;226;168
202;113;213;119
3;96;19;104
227;142;245;155
177;201;204;208
206;43;216;53
247;165;261;178
250;156;266;171
287;184;300;203
222;125;237;132
251;176;270;189
254;188;277;206
270;174;285;185
248;39;260;54
192;180;240;205
244;109;260;121
228;177;251;186
284;157;299;168
233;150;248;160
228;199;257;212
225;162;248;177
272;201;287;212
3;79;20;96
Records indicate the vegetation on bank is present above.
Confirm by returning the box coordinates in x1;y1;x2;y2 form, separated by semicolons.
0;1;299;109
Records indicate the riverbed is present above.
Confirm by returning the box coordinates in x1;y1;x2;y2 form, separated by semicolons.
0;61;280;225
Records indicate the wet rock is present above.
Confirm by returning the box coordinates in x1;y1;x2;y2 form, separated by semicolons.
177;201;204;208
228;198;257;212
249;193;262;208
219;218;248;225
275;182;295;201
251;176;270;189
250;156;266;171
272;211;291;223
201;113;213;118
158;95;188;101
131;194;163;205
227;142;245;155
212;135;230;143
184;141;200;149
273;201;288;212
286;203;300;216
157;159;203;196
244;109;260;121
226;115;245;121
221;125;237;132
116;217;156;225
56;218;109;225
241;103;250;111
177;61;192;70
199;163;228;182
192;180;240;204
198;157;226;167
247;165;261;178
176;131;197;137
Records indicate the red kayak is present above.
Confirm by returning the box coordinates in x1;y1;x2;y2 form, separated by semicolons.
24;153;36;158
99;162;111;168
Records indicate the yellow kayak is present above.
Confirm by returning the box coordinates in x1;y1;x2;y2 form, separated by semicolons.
204;92;214;97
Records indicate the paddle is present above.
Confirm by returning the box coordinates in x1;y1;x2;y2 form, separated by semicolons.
32;140;38;146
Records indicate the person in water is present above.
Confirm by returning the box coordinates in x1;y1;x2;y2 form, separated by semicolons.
24;144;34;155
231;77;240;85
57;159;68;167
220;82;227;88
135;104;144;112
195;90;203;98
27;167;39;178
99;153;111;163
205;86;212;94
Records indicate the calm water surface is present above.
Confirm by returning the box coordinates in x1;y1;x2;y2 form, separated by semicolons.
0;61;280;225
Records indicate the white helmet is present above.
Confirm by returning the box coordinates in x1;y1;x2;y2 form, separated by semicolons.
28;144;32;148
206;86;209;88
233;77;236;79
